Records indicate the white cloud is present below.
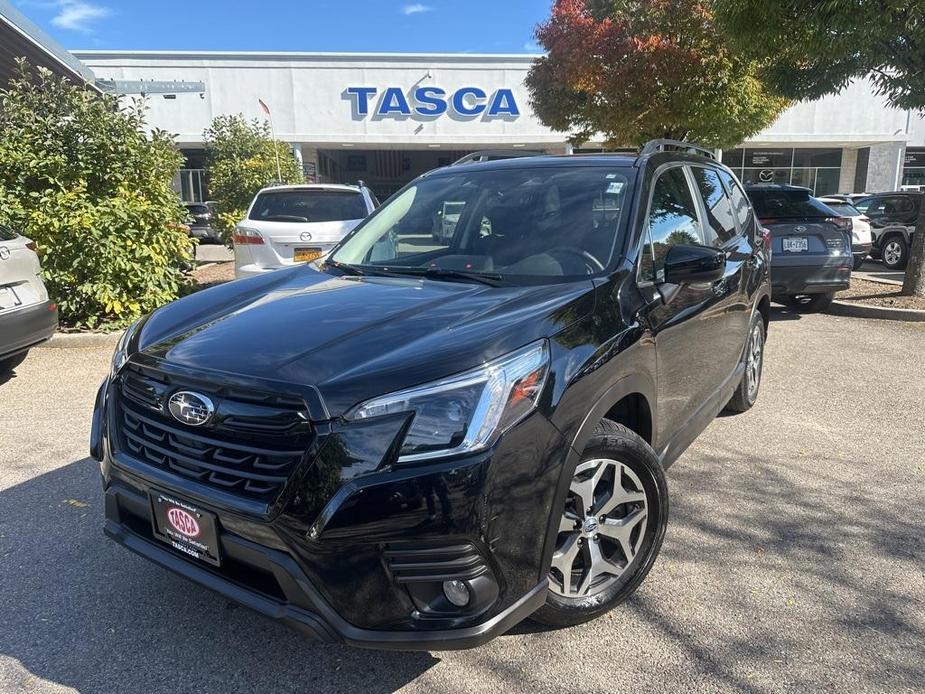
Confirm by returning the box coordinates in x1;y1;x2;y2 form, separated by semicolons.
402;3;433;15
523;41;541;52
47;0;111;33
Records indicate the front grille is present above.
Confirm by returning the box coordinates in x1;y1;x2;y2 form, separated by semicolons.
384;542;489;584
115;362;312;502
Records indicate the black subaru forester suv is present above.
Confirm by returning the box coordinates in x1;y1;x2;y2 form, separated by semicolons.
92;141;771;649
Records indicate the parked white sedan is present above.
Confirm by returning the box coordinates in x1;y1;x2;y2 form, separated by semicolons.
0;225;58;374
234;184;377;279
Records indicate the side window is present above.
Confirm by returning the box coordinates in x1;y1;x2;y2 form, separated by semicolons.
717;169;753;231
691;167;738;246
640;167;703;282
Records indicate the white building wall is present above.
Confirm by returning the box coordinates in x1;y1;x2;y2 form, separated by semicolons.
76;51;917;190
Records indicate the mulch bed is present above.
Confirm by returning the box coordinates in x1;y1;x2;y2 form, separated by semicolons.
837;278;925;310
190;261;235;290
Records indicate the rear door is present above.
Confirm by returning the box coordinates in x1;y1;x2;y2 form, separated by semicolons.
689;165;755;347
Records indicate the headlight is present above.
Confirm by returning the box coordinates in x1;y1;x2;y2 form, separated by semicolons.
348;340;549;462
110;319;141;379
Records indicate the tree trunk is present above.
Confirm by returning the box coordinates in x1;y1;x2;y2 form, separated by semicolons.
901;206;925;297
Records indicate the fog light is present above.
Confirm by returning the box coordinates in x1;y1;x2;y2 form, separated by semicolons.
442;580;470;607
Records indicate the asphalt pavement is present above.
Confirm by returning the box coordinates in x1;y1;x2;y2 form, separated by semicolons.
1;309;923;693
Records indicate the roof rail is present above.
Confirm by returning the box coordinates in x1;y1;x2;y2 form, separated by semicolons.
640;139;716;160
452;150;545;166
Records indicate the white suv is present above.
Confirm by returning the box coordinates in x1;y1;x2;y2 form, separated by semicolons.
0;225;58;374
234;184;377;279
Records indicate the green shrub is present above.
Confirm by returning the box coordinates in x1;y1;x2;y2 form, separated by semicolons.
0;61;192;329
204;115;303;242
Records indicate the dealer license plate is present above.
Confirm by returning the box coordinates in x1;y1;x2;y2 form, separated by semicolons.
150;490;221;566
293;247;323;263
783;237;808;253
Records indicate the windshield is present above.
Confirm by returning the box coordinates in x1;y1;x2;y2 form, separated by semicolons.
330;166;630;283
748;189;834;219
249;189;368;223
186;204;209;215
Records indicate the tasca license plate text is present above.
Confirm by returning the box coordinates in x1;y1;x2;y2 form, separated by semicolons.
783;237;808;253
150;491;221;566
294;247;323;263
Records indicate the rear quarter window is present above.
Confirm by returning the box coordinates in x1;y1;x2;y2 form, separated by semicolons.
0;224;18;241
249;190;369;223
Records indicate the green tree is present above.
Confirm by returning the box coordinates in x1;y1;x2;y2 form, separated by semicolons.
525;0;789;149
712;0;925;296
203;115;303;241
0;61;192;329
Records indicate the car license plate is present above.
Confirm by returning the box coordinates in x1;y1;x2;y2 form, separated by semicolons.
293;247;323;263
783;237;808;253
0;286;20;310
150;490;221;566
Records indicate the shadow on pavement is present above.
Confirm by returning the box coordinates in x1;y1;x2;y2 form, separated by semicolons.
656;443;925;690
769;305;803;322
0;458;438;693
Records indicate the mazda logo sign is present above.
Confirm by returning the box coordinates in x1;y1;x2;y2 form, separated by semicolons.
299;231;313;242
167;391;214;426
0;247;9;260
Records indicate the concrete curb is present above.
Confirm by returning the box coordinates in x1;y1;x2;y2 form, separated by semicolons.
854;274;902;287
829;300;925;322
36;331;121;349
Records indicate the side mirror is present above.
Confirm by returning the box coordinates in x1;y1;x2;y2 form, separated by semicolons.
663;244;726;284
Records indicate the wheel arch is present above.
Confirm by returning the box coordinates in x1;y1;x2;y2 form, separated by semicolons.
538;374;657;581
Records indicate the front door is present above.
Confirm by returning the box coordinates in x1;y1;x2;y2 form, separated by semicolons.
636;165;743;458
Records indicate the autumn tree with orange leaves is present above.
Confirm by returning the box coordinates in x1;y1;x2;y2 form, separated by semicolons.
526;0;788;149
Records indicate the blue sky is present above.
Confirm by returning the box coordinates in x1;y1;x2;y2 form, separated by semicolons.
12;0;550;53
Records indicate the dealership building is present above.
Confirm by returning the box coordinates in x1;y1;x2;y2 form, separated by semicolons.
66;50;925;202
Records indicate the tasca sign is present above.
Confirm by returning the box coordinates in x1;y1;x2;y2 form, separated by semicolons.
345;86;520;120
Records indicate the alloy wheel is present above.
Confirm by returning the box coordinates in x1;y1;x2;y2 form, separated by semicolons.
746;321;763;400
549;458;648;598
883;240;903;267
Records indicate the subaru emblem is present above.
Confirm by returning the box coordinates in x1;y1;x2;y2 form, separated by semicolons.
300;231;313;242
167;391;214;426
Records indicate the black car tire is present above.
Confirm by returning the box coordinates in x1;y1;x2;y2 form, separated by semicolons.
532;419;668;628
0;350;28;375
724;312;765;413
881;235;908;270
786;292;835;313
852;255;865;271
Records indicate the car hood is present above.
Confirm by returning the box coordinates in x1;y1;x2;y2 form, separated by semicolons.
136;266;594;417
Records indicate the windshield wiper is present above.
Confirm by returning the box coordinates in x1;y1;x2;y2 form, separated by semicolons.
378;266;505;286
324;259;366;276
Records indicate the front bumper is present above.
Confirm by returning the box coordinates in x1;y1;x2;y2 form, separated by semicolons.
94;372;566;649
0;299;58;360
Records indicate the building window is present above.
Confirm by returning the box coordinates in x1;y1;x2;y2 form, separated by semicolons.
723;147;843;196
902;148;925;189
173;169;207;202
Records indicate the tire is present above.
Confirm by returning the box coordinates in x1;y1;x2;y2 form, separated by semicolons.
724;312;765;413
0;350;28;375
881;235;908;270
786;292;834;313
852;255;865;271
532;419;668;628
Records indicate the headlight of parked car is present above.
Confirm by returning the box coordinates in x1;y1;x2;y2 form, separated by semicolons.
111;319;141;379
348;340;549;463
